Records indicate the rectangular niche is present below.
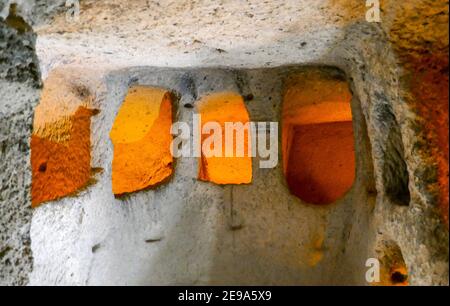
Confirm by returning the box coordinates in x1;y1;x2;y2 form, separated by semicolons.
31;70;97;207
109;86;174;196
197;92;252;185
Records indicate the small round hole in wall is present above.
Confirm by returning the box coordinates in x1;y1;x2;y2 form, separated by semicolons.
391;270;408;284
38;162;47;173
376;103;411;206
374;237;410;286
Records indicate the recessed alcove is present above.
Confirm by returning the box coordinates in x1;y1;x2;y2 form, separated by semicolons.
374;238;409;286
378;104;411;206
1;0;448;287
30;70;98;207
109;86;174;196
282;70;356;205
197;91;252;185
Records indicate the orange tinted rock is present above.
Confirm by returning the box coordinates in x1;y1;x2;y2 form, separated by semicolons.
383;0;449;226
31;70;97;208
286;122;355;205
33;70;94;143
307;230;326;267
374;239;410;287
110;86;173;196
31;107;96;207
410;54;449;226
197;92;252;185
282;73;352;126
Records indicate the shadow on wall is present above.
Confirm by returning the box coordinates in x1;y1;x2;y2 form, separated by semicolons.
379;104;411;206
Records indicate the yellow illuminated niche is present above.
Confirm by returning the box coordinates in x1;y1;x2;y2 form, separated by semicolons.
197;92;252;185
110;86;174;196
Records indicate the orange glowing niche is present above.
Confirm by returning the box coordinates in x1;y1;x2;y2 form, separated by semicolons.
197;92;252;185
110;86;174;196
31;71;97;207
283;71;355;205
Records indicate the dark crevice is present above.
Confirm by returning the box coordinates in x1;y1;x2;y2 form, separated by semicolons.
391;270;408;284
378;103;411;206
179;73;197;102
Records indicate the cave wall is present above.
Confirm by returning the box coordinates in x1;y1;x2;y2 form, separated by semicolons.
0;0;448;285
29;66;376;285
329;21;448;285
0;0;41;285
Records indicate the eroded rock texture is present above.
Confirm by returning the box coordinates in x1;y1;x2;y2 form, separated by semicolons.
379;0;449;226
0;2;40;285
31;107;97;207
0;0;448;286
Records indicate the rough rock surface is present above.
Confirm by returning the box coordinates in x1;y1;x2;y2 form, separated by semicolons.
32;0;449;227
0;0;448;285
28;66;447;285
31;106;97;207
31;67;375;285
0;2;40;285
382;0;449;226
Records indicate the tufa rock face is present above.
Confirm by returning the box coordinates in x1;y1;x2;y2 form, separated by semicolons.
0;0;448;285
0;4;40;285
0;9;39;84
31;69;98;207
382;0;449;225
